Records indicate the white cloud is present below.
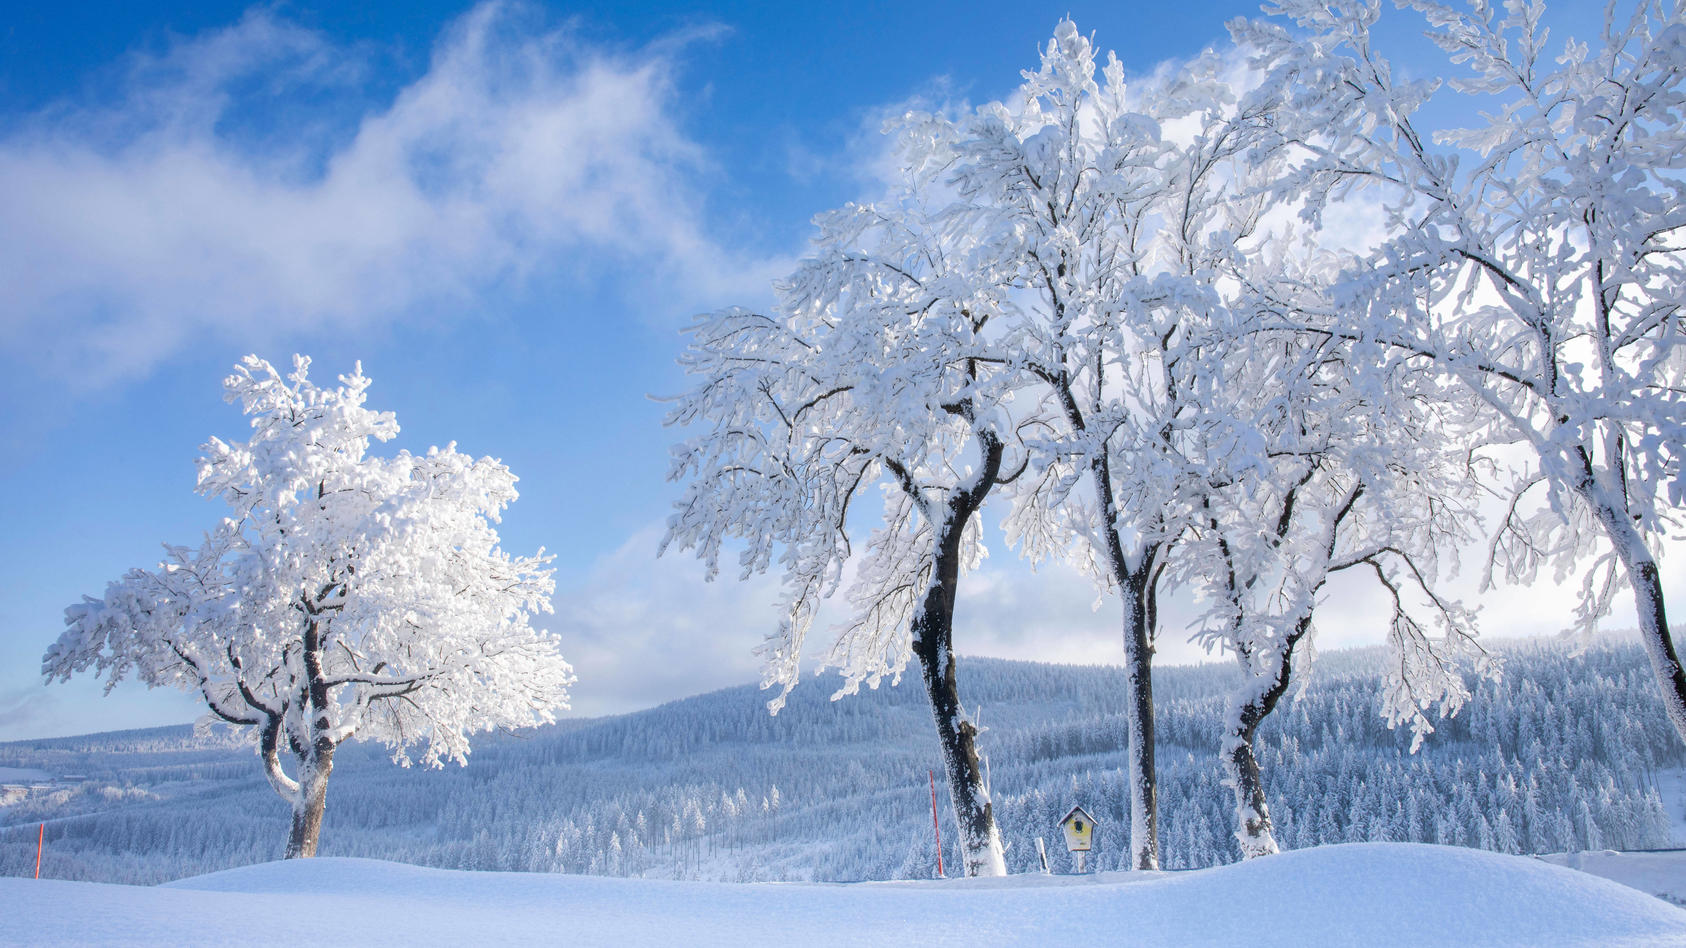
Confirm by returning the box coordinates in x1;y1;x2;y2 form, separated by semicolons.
950;521;1686;676
0;2;782;388
951;557;1182;668
554;525;784;716
556;521;1218;720
554;494;1685;718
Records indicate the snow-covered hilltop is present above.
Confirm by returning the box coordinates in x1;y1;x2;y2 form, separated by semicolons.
3;641;1681;887
5;844;1684;947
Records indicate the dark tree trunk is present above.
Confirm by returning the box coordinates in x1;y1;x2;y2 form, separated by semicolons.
1222;617;1308;859
1224;727;1274;856
1119;561;1159;870
1086;449;1159;870
901;429;1007;877
1585;488;1686;747
284;742;335;859
284;610;339;859
1048;376;1162;868
910;514;1005;877
1625;556;1686;743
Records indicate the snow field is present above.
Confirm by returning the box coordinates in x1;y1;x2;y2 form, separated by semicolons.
1536;850;1686;908
4;842;1684;947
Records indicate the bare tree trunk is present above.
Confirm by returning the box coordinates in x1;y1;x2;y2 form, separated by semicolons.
284;743;335;859
1119;566;1159;870
1587;491;1686;747
1625;557;1686;742
1085;448;1160;871
1048;378;1161;868
1222;619;1309;859
905;438;1008;878
911;563;1006;877
283;610;340;859
1223;725;1278;858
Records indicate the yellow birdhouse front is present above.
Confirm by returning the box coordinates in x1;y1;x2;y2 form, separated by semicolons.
1059;805;1096;852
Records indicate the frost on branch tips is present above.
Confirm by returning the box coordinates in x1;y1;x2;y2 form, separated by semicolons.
44;354;573;858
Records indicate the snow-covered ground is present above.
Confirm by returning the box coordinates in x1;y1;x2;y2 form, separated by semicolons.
1656;767;1686;844
1537;850;1686;908
0;767;52;783
4;843;1683;947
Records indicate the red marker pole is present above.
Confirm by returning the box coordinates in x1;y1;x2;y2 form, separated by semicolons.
35;822;44;879
929;770;944;879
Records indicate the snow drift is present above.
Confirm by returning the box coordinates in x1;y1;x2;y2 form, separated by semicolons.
4;843;1683;946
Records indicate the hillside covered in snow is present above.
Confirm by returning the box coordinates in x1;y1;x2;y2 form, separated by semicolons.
3;640;1683;887
4;844;1685;947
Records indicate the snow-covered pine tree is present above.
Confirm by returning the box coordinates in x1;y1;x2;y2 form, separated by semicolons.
43;355;573;858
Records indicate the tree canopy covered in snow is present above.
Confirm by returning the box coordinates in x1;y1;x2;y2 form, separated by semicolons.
43;355;573;857
659;117;1034;873
1231;0;1686;749
1178;320;1496;856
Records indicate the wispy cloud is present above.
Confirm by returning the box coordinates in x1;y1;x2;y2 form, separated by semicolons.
954;558;1218;669
556;525;784;716
0;2;780;390
0;685;54;732
556;521;1229;721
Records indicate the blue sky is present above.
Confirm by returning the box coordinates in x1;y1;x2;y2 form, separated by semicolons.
0;0;1645;742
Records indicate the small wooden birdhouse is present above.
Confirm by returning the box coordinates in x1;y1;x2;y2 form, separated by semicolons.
1059;805;1096;853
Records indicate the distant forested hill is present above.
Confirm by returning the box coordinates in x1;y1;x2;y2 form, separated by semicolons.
2;639;1680;884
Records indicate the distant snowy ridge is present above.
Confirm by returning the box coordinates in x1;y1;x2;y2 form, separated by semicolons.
3;844;1684;947
2;641;1681;885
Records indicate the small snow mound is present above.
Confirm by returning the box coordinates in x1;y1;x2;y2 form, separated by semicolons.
167;856;451;895
9;843;1686;947
1163;843;1686;946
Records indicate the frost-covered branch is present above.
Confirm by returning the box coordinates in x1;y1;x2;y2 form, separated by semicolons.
1235;0;1686;746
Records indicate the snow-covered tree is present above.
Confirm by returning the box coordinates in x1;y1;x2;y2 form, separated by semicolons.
922;22;1283;869
1233;0;1686;749
43;355;572;858
681;21;1289;871
658;146;1043;870
1181;317;1494;857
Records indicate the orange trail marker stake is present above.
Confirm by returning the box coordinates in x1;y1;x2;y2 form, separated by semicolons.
929;769;944;879
35;822;44;879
